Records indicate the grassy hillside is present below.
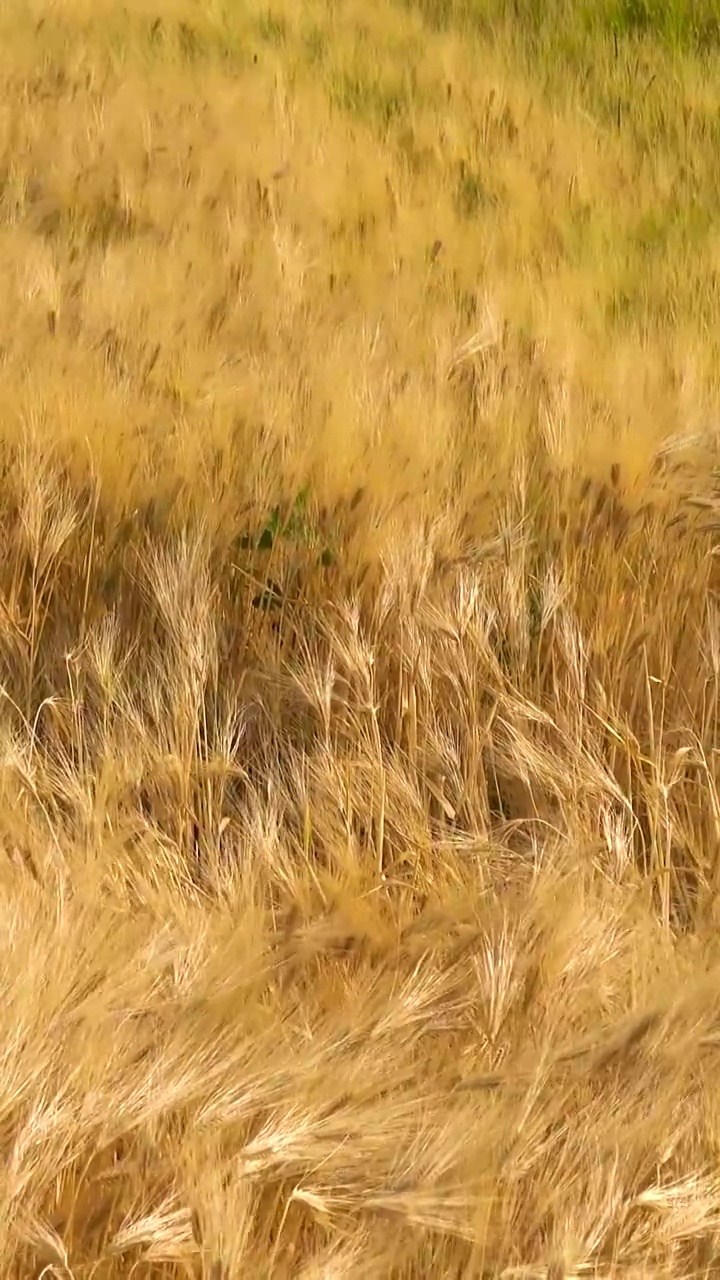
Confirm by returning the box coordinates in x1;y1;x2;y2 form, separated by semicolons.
1;0;720;1275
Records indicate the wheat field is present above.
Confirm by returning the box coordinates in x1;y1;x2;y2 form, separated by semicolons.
2;0;720;1275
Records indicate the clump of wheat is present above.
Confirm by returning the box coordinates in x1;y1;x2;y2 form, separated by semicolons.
0;1;719;1276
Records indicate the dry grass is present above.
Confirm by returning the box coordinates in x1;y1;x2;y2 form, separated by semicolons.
1;0;720;1275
